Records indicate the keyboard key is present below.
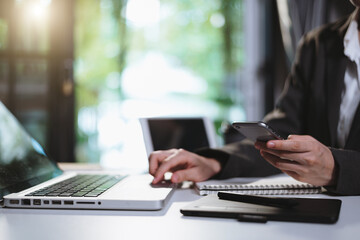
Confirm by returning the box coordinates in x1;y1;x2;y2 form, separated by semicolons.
84;193;101;197
72;192;87;197
46;193;60;196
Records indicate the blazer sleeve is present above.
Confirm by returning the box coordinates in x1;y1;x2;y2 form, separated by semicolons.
326;148;360;195
196;140;281;179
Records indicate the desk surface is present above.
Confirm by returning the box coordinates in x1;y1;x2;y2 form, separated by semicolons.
1;185;359;240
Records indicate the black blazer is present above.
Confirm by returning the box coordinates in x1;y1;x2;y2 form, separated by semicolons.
198;12;360;195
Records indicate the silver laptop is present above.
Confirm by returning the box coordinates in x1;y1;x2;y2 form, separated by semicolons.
140;116;218;156
0;102;175;210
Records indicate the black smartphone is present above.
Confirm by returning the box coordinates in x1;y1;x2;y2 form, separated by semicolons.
231;121;284;142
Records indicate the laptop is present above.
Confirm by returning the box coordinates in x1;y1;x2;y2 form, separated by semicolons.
139;116;218;156
0;102;175;210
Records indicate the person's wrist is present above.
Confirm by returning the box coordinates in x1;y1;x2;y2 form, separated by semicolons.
194;148;229;179
207;158;221;176
327;159;338;187
324;147;338;187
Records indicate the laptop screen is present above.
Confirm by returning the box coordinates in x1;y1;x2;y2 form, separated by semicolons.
0;102;62;199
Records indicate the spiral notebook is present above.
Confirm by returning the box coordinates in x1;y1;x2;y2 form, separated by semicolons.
195;175;323;196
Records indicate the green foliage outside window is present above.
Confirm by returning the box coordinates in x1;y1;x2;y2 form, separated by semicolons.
75;0;245;163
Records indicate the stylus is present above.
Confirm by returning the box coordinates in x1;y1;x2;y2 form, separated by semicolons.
218;192;299;208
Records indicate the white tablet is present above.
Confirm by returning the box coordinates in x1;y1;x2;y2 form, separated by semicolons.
139;117;218;156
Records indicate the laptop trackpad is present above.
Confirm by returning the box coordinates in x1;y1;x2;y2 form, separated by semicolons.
103;174;174;201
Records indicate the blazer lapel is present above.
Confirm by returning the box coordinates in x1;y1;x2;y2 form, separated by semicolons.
326;57;347;146
346;103;360;149
326;14;353;146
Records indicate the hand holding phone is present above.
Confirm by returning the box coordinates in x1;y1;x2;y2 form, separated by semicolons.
232;121;284;142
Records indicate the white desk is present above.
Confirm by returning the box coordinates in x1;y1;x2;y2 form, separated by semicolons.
1;185;359;240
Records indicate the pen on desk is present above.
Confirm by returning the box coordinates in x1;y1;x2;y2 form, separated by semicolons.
217;192;299;208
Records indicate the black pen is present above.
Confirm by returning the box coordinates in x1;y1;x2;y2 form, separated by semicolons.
218;192;299;208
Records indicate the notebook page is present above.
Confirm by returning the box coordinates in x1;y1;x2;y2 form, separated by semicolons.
195;174;322;195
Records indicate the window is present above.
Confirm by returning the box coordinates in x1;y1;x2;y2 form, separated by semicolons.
75;0;246;170
0;0;75;163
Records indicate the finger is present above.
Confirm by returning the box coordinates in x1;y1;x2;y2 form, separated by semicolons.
148;150;175;175
282;170;311;184
260;150;292;168
260;148;307;164
266;139;312;153
148;153;160;176
282;170;302;181
153;152;189;183
287;135;312;140
261;150;302;168
261;151;308;175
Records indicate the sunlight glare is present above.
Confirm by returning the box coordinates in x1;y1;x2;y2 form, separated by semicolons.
210;13;225;28
126;0;161;27
121;52;208;98
28;0;51;20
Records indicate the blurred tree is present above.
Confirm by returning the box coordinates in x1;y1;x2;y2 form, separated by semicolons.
75;0;245;163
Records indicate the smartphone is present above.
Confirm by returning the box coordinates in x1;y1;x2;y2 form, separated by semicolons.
231;121;284;142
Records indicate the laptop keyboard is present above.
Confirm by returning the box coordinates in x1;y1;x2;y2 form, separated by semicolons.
25;174;126;197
